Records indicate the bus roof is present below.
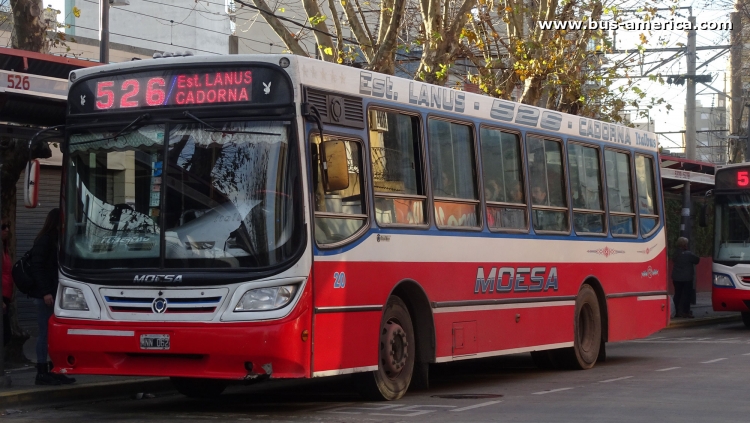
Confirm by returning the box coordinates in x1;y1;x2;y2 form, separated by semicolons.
69;54;658;152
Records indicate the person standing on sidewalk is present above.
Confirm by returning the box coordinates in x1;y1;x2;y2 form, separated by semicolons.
30;208;74;385
2;220;12;347
672;237;700;318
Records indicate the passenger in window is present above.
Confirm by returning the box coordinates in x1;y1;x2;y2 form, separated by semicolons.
435;171;454;197
485;180;501;202
531;184;548;206
507;181;523;204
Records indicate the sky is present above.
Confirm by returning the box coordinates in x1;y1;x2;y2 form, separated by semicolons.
42;0;733;147
608;3;733;153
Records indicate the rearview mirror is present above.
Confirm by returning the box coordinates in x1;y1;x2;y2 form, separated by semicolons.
321;140;349;192
698;203;707;227
24;159;40;208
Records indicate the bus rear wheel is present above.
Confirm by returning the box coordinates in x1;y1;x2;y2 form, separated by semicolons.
565;284;602;369
356;296;415;401
742;312;750;328
171;377;227;399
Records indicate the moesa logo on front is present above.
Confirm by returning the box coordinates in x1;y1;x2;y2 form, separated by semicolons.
475;267;559;293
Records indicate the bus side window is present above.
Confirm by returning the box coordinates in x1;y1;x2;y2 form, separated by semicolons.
311;134;368;245
568;143;605;235
369;109;426;226
604;149;636;236
526;136;568;233
480;127;527;231
635;155;659;236
428;118;480;228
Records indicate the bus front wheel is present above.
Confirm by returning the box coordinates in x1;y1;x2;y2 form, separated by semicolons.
356;295;415;401
171;377;227;399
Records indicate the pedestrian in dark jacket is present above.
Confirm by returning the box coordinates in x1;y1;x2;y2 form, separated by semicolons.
672;237;700;318
30;208;74;386
2;220;13;347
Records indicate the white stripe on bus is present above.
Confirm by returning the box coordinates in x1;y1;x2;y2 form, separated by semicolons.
312;365;378;377
67;329;135;337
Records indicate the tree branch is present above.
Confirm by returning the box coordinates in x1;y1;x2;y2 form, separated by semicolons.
341;0;375;61
249;0;309;56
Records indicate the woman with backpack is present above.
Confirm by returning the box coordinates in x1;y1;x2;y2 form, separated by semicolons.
2;220;12;347
30;208;75;386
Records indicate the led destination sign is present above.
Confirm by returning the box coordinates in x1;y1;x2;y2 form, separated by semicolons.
69;66;292;114
715;165;750;191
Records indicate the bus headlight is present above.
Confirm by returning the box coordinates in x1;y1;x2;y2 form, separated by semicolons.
60;287;90;311
234;285;298;311
713;273;734;287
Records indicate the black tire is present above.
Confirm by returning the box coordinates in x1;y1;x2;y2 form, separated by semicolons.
742;312;750;328
564;284;602;369
171;377;227;399
356;296;415;401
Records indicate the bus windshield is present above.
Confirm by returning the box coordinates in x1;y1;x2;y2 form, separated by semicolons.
63;120;300;271
715;193;750;263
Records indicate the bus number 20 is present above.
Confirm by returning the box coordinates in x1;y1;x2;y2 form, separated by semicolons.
333;272;346;288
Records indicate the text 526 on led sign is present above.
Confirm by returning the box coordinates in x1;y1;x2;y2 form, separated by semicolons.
93;71;253;110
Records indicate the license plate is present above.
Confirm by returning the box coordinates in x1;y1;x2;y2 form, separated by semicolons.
140;334;170;350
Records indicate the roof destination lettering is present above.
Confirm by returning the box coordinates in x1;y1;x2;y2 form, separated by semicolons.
353;68;655;152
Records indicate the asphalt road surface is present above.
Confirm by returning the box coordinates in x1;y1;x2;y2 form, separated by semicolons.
6;321;750;422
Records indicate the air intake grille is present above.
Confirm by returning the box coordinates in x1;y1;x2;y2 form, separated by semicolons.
306;89;329;120
100;287;228;322
304;87;364;129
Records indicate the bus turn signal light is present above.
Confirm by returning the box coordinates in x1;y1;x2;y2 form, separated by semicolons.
301;330;309;342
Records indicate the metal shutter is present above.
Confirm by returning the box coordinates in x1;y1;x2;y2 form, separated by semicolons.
14;166;61;336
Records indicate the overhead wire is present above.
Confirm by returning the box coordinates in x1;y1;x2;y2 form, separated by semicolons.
63;23;221;55
80;0;275;49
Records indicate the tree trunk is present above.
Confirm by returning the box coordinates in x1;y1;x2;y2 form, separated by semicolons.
301;0;336;62
416;0;477;85
9;0;49;52
520;76;543;106
340;0;374;61
369;0;406;74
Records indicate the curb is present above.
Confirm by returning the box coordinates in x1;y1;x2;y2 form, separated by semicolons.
0;377;173;408
667;314;742;329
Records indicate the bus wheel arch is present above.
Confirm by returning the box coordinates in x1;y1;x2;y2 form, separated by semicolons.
391;279;436;387
581;277;609;345
356;280;435;400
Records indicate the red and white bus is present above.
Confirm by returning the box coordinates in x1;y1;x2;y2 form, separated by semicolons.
711;164;750;325
47;54;668;400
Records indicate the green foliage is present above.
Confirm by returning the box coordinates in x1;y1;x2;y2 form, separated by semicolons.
664;195;714;258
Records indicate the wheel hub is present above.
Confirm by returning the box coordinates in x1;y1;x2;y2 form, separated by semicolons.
381;319;408;378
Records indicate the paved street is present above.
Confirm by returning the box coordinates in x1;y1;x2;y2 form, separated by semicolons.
5;321;750;422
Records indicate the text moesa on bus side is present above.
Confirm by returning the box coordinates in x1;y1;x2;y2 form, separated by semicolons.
358;71;657;148
475;267;559;294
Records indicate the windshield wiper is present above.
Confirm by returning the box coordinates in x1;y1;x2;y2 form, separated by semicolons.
68;113;151;147
183;111;280;136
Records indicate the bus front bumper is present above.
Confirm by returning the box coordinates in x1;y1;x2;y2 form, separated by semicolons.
712;286;750;312
48;314;312;380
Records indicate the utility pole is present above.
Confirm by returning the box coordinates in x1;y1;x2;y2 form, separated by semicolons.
729;11;744;163
682;13;697;305
99;0;110;64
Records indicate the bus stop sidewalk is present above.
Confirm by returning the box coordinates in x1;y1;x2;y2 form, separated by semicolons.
668;291;741;328
0;365;171;411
